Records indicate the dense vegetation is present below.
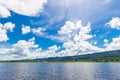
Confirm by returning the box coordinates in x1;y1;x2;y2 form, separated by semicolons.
0;50;120;62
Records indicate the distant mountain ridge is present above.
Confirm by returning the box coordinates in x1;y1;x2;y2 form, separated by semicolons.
2;50;120;62
34;50;120;62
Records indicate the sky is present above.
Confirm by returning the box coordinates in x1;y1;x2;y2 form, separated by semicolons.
0;0;120;60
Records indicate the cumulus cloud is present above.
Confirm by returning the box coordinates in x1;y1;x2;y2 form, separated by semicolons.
0;0;47;18
48;45;60;51
57;20;104;56
10;37;39;56
1;20;120;60
104;39;109;43
0;27;8;42
57;20;92;41
4;22;15;32
21;25;46;36
0;5;11;18
22;25;31;34
57;20;120;56
0;22;15;42
57;20;92;42
0;37;61;60
32;27;45;36
104;36;120;51
105;17;120;30
0;37;42;59
31;20;108;56
93;41;97;45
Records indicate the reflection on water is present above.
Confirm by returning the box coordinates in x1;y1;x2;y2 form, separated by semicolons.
0;62;120;80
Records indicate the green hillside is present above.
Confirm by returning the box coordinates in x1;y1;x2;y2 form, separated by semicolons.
1;50;120;62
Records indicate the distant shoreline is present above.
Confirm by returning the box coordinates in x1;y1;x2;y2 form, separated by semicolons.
0;59;120;63
1;50;120;63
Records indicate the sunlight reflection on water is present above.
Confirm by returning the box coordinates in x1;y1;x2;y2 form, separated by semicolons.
0;62;120;80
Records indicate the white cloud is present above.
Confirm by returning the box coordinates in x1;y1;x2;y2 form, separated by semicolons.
0;48;10;54
31;20;105;56
58;21;78;35
57;20;104;55
93;41;97;45
21;25;46;36
0;5;11;18
41;0;116;27
0;27;8;42
57;20;92;42
58;20;120;56
48;45;60;52
0;37;43;59
0;0;47;18
10;37;39;56
32;27;45;36
1;19;120;60
104;39;108;43
22;25;31;34
4;22;15;32
104;36;120;51
43;45;61;57
0;22;15;42
0;37;61;60
105;17;120;30
2;20;118;60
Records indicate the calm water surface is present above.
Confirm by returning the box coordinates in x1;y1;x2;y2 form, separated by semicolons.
0;62;120;80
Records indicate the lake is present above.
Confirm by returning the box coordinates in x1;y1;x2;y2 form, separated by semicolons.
0;62;120;80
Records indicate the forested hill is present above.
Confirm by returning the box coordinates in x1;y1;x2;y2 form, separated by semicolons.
1;50;120;62
36;50;120;62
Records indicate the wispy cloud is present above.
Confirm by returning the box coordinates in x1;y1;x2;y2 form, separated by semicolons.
43;0;115;24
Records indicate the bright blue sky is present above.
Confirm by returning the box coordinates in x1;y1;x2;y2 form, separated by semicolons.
0;0;120;60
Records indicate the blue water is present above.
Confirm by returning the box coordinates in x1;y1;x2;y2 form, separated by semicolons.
0;62;120;80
